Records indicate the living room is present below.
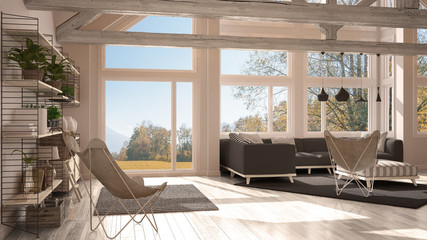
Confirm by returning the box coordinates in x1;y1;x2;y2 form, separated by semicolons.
1;0;427;239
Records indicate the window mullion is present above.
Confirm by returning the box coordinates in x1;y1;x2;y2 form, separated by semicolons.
171;82;177;171
268;86;273;132
321;101;326;132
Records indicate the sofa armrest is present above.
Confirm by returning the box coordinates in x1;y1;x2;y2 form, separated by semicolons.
383;138;403;162
242;143;296;175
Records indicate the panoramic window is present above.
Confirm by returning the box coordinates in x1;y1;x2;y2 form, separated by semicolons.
418;29;427;76
417;87;427;132
105;81;193;170
221;50;287;76
105;16;193;70
221;86;268;132
307;52;369;78
307;87;368;132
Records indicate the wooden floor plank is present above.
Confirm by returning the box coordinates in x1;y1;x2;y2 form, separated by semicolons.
4;172;427;240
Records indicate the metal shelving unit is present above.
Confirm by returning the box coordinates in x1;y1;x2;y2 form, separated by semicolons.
0;12;80;237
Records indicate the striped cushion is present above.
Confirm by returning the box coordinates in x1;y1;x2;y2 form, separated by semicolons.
338;159;418;178
229;133;247;144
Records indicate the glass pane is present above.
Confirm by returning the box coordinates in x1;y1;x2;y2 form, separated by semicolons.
105;46;192;70
389;87;393;131
221;50;287;76
417;87;427;132
388;55;393;77
177;83;193;169
307;0;326;3
128;16;192;34
273;87;288;132
106;81;172;170
325;88;368;131
418;29;427;76
221;86;268;132
307;52;368;78
307;87;322;132
418;29;427;43
418;56;427;76
337;0;361;5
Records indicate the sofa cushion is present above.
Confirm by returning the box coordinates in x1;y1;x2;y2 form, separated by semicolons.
271;137;295;145
296;138;328;153
361;131;388;152
376;152;394;161
229;133;246;144
296;152;331;166
239;133;264;144
293;139;304;152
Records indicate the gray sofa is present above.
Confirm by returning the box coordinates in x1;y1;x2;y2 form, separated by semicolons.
220;139;296;184
220;137;403;181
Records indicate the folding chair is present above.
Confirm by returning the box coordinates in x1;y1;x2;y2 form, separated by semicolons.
324;130;380;197
62;132;167;239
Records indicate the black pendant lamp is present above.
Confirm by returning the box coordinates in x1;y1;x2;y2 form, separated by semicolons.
335;52;350;102
317;52;329;102
356;53;367;103
376;87;382;102
376;54;382;102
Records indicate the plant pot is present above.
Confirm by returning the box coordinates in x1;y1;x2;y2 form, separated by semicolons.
22;69;44;81
47;119;60;128
47;81;63;90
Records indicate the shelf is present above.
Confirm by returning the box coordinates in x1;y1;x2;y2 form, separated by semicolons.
63;100;80;107
2;130;62;139
2;29;80;75
2;179;63;206
3;79;62;94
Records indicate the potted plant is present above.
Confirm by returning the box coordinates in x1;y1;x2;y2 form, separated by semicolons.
59;85;74;101
47;106;61;128
11;149;42;193
7;38;48;80
43;55;71;90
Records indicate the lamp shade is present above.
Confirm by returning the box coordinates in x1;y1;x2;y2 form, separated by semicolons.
317;87;329;101
335;87;349;101
376;87;382;102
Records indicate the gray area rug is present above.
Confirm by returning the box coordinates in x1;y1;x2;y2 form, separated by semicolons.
95;184;218;215
235;173;427;209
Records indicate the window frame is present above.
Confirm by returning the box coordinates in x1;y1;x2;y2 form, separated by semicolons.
220;51;293;137
220;75;292;136
99;18;199;174
304;52;375;137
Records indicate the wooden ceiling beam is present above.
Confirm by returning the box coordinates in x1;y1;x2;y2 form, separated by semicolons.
316;0;377;40
56;29;427;56
25;0;427;29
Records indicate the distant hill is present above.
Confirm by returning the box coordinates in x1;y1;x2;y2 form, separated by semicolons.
106;127;129;154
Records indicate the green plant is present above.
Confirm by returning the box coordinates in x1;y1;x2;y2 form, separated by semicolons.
60;85;74;96
43;55;71;81
7;38;48;70
11;149;38;164
47;106;61;120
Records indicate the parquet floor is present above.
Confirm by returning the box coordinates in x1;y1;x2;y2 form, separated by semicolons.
5;171;427;240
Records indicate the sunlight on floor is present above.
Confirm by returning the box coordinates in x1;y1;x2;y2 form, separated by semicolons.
363;229;427;239
200;201;369;223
